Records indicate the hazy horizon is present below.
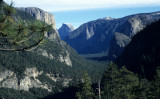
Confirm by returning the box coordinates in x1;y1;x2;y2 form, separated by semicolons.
4;0;160;29
53;6;160;29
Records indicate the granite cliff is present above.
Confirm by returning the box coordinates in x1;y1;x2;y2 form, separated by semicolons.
17;7;59;41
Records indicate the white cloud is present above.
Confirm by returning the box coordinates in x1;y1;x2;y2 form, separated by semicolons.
4;0;160;11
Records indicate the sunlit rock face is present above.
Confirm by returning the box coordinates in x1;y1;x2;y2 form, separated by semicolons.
17;7;60;41
0;68;50;91
59;51;72;67
0;68;71;92
17;7;56;28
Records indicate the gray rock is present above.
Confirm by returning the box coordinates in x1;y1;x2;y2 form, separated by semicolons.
17;7;60;41
58;23;74;40
2;76;18;89
108;32;131;60
17;7;56;28
59;51;72;67
0;70;14;81
0;68;52;92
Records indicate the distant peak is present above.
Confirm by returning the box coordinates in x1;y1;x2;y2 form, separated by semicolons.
62;23;74;30
100;16;115;20
58;23;75;40
63;23;71;25
63;23;72;26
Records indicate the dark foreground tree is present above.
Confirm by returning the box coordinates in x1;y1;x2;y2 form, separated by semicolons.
76;71;95;99
101;62;119;99
0;0;51;52
101;62;139;99
151;67;160;98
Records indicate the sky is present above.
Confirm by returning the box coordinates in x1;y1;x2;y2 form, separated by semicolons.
4;0;160;28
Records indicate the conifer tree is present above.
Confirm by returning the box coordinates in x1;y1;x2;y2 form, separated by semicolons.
117;67;139;99
0;0;51;52
101;62;139;99
101;62;119;99
153;67;160;98
76;71;95;99
134;79;150;99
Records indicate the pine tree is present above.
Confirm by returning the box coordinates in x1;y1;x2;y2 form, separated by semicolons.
101;62;139;99
76;71;95;99
0;0;51;52
152;67;160;98
101;62;120;99
117;67;139;99
133;77;151;99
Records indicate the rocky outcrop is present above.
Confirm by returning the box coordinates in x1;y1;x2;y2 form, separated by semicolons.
58;23;74;40
108;32;131;59
0;68;72;92
17;7;60;41
0;70;15;82
0;70;18;89
19;68;47;91
0;68;51;91
59;51;72;67
38;49;55;59
46;73;71;87
37;48;72;66
64;12;160;60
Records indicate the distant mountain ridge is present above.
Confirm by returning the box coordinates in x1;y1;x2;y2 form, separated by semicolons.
58;23;74;40
64;11;160;60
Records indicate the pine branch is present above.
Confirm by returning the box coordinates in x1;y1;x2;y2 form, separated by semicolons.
0;1;51;52
0;34;44;52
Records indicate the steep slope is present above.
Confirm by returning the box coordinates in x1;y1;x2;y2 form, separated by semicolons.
0;7;107;98
58;23;74;40
107;32;131;60
116;19;160;80
64;12;160;60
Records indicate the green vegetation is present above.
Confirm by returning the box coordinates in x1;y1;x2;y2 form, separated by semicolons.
76;71;95;99
0;88;35;99
1;61;160;99
0;0;51;52
101;62;139;99
73;62;160;99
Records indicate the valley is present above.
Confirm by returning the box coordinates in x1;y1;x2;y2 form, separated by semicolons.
0;0;160;98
